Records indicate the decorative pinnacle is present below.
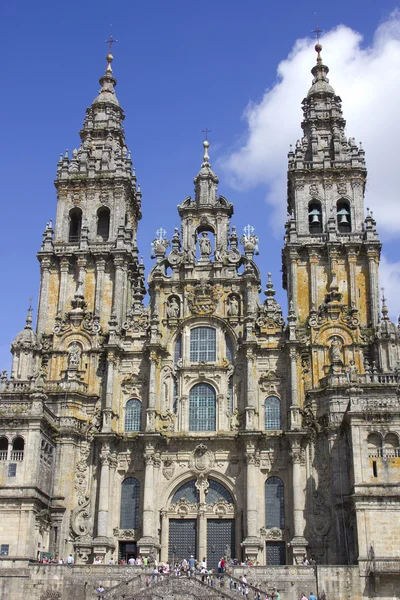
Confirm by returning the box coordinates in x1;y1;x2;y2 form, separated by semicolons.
156;227;167;241
202;139;210;166
381;287;389;317
25;300;33;329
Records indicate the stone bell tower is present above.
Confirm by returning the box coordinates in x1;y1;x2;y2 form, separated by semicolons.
36;49;143;405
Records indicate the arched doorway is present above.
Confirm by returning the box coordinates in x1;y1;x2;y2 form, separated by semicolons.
165;478;236;569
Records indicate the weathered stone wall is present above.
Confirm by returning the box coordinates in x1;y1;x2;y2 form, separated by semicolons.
3;563;398;600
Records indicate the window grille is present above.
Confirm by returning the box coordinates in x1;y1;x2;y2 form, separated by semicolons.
125;399;141;432
225;334;234;363
189;383;216;431
172;480;199;504
265;477;284;529
8;464;17;477
174;334;182;365
120;478;140;529
173;376;178;414
265;396;281;430
190;327;216;362
205;480;233;504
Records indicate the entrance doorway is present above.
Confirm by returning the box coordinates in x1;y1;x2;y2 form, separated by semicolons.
119;541;137;563
169;519;197;563
266;541;286;565
207;519;235;570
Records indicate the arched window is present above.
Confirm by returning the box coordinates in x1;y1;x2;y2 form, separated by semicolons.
97;207;110;241
68;208;82;242
125;399;142;432
225;334;234;363
206;480;233;504
190;327;216;362
173;376;178;414
0;437;8;461
367;433;382;457
384;433;399;458
337;200;351;233
120;478;140;529
265;396;281;430
265;477;285;529
308;201;322;234
174;334;182;365
172;480;199;504
11;437;24;461
189;383;216;431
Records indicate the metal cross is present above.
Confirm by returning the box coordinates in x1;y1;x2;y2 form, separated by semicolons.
156;227;167;241
243;224;254;238
202;128;212;141
312;18;324;44
105;26;118;53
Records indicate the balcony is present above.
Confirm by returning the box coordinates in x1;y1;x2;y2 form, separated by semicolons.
0;451;7;461
10;451;24;461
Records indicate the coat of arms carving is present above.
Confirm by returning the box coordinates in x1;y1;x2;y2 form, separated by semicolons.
189;444;215;474
187;283;219;315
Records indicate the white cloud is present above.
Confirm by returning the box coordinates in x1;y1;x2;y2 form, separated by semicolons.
221;12;400;238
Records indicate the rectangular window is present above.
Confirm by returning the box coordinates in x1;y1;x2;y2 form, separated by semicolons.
190;327;216;362
8;464;16;477
0;545;9;556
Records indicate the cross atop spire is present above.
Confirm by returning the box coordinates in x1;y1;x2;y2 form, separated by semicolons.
202;128;212;141
104;27;118;74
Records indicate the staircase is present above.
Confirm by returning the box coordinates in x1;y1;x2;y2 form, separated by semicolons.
101;571;269;600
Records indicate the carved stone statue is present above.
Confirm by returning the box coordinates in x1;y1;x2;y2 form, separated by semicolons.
330;336;342;363
199;232;212;257
227;296;239;316
346;359;358;383
68;342;81;369
167;297;180;318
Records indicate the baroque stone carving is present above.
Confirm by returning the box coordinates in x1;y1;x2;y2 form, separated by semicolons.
189;444;215;474
162;459;176;480
155;409;175;432
312;490;331;537
187;282;219;315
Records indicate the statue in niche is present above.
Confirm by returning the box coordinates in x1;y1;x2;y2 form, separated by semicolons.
68;342;81;369
199;232;212;257
330;336;343;363
167;297;180;319
346;359;358;383
227;296;239;317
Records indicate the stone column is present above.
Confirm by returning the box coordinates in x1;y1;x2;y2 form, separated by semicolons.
94;257;106;316
367;248;380;328
77;256;87;295
198;504;207;562
289;250;298;314
97;449;110;539
242;447;262;562
112;256;125;325
146;354;157;431
57;257;70;315
37;258;52;335
180;395;188;432
138;447;157;557
103;354;115;432
289;347;301;429
160;510;169;562
289;436;308;564
245;349;256;430
346;248;358;310
143;452;155;538
308;249;319;309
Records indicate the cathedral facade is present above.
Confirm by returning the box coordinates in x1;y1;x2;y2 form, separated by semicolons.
0;42;399;581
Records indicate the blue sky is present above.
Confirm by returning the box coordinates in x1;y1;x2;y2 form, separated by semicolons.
1;0;400;371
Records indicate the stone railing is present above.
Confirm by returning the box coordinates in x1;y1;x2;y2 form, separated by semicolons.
350;396;400;413
361;557;400;574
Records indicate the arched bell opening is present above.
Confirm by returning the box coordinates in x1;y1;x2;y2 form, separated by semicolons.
308;200;323;234
68;208;82;242
337;199;351;233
